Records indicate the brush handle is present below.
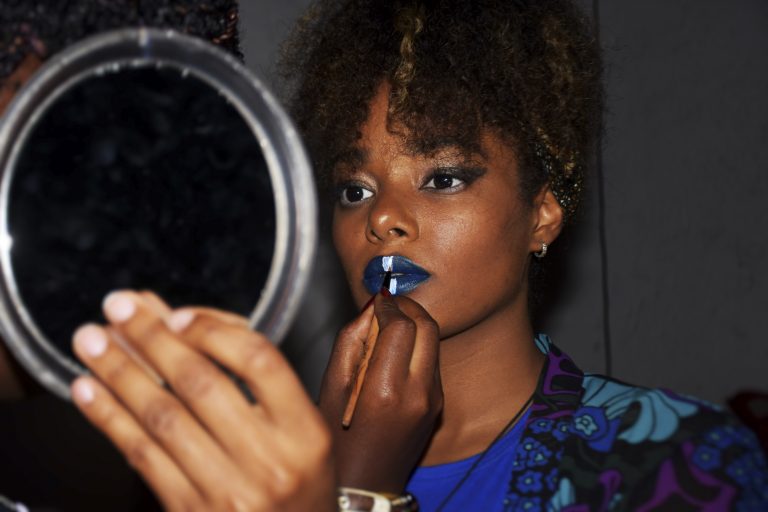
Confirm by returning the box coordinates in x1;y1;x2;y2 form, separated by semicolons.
341;314;380;427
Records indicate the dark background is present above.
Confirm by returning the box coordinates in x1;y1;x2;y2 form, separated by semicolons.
0;1;765;509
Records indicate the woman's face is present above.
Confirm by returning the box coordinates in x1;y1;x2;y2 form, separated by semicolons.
332;85;557;339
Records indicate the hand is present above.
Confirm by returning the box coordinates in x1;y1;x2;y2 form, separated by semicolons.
70;290;336;512
318;293;443;494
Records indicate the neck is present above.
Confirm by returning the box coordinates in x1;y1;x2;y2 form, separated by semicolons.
419;299;544;466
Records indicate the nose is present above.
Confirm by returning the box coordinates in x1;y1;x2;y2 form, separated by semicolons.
366;189;418;244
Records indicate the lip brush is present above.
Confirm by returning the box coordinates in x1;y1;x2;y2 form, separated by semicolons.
342;266;392;427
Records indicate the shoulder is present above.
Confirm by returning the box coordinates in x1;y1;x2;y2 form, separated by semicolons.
579;373;712;445
565;374;768;510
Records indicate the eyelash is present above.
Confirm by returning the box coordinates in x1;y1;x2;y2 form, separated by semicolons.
335;181;374;207
422;168;482;192
334;167;485;207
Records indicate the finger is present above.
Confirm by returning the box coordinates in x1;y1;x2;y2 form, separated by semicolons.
136;291;249;328
168;306;250;331
138;290;173;317
70;377;202;511
365;294;419;386
72;323;250;498
171;309;333;480
171;312;323;433
324;305;376;387
101;292;267;463
388;296;440;380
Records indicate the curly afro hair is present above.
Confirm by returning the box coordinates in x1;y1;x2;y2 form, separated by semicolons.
0;0;241;81
281;0;602;222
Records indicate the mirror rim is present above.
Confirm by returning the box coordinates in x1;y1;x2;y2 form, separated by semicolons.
0;28;317;399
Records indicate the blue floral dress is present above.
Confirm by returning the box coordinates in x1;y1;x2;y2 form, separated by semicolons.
509;335;768;511
408;335;768;511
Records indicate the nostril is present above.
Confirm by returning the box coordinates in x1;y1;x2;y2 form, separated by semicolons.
389;227;406;237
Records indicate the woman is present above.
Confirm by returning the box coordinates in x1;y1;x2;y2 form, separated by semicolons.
70;1;768;510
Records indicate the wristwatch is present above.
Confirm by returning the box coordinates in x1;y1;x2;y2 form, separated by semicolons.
337;487;419;512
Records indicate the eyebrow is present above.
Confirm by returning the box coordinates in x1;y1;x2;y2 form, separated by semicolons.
406;137;487;160
331;137;486;170
331;147;367;170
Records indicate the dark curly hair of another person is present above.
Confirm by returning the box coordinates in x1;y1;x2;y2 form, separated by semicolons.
280;0;602;222
0;0;241;81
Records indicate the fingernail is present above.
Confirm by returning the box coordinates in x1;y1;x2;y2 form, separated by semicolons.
71;378;95;404
167;310;195;332
74;324;108;358
103;291;136;323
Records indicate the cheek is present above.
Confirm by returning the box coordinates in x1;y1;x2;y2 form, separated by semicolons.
331;212;352;266
332;210;365;289
430;202;528;266
426;203;530;298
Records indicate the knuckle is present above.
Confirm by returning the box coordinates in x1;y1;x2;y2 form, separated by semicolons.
133;316;168;344
173;357;218;399
404;394;431;417
213;490;260;512
269;468;302;503
387;317;416;337
241;341;275;375
195;315;221;336
336;321;361;343
104;354;132;383
185;315;221;343
125;439;153;471
92;399;119;429
371;385;400;409
418;316;440;338
142;398;182;439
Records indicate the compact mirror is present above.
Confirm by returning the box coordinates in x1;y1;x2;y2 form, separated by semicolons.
0;29;317;399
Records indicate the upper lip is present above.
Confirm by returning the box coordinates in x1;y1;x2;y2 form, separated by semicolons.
362;255;431;295
364;255;430;280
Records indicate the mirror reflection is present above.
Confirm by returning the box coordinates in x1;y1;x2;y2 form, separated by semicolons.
7;66;275;364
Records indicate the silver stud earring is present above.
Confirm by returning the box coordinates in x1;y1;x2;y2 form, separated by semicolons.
534;242;548;258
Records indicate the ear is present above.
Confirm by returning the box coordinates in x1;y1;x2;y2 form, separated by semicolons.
528;185;564;254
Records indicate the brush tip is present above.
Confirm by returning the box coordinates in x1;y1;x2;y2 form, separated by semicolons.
382;269;393;293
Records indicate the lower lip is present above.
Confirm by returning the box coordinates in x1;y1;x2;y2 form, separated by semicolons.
363;273;430;296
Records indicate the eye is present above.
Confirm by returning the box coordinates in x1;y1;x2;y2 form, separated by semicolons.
338;184;374;206
423;174;464;191
422;167;486;193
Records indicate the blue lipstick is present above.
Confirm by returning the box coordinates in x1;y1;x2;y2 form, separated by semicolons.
363;255;431;296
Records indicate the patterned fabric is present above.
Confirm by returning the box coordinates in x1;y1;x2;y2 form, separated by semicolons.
504;334;768;512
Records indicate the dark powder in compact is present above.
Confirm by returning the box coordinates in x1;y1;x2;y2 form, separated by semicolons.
8;66;275;362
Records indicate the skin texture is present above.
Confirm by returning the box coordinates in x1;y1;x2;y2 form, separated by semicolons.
71;291;336;512
321;84;564;487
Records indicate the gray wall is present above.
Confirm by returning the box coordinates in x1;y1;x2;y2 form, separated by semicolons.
241;1;768;404
595;1;768;402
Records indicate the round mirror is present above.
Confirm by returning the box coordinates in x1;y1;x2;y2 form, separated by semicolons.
0;28;317;399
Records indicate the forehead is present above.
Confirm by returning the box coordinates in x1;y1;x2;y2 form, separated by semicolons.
336;84;491;169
